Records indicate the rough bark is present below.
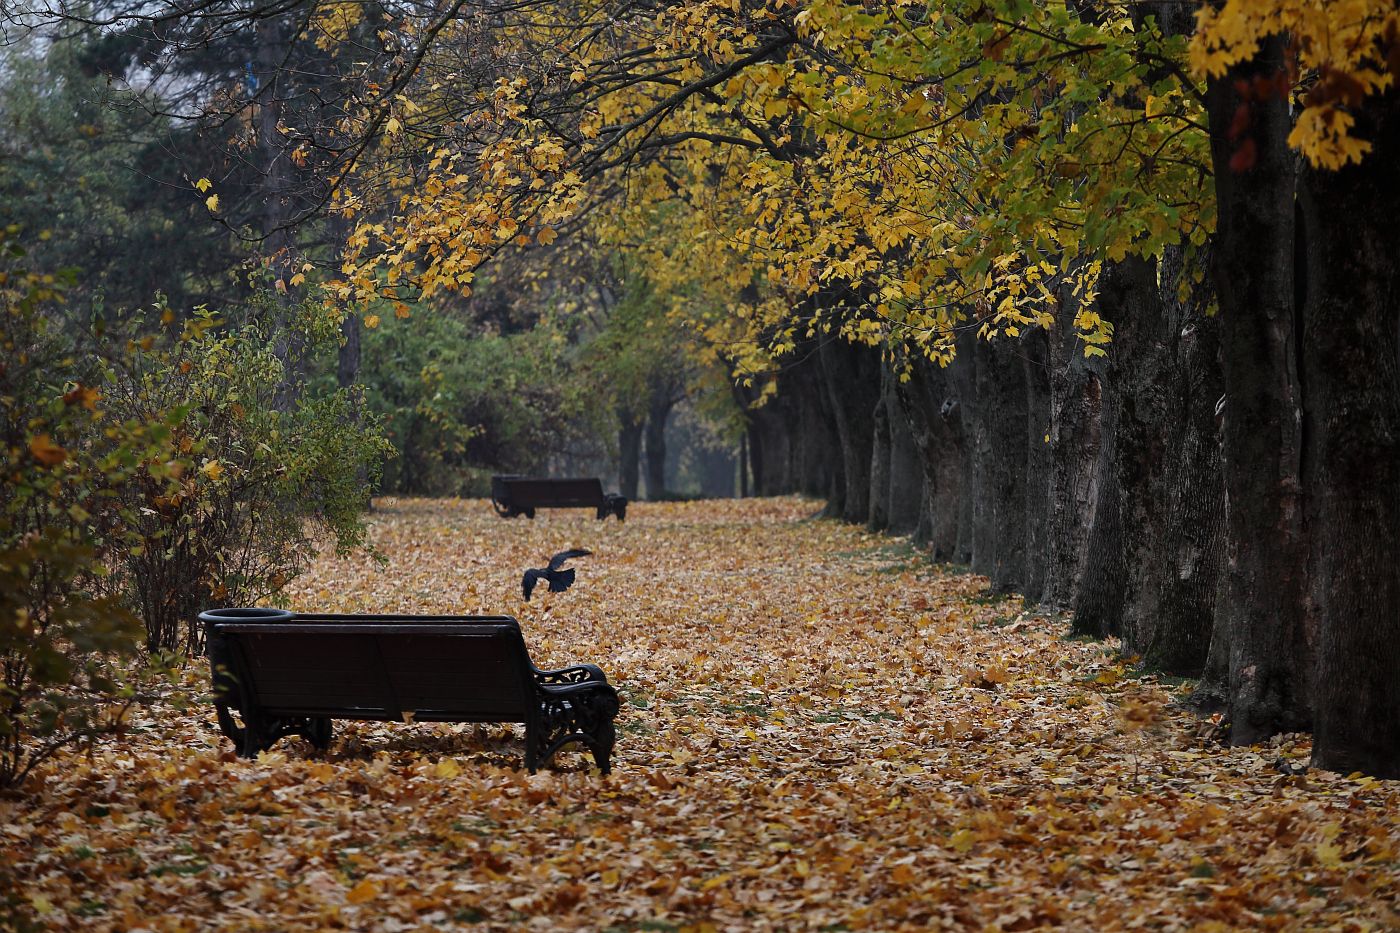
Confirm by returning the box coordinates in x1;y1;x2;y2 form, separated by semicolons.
885;372;924;535
1100;255;1171;659
951;330;978;565
1022;329;1053;604
974;335;1030;593
1149;251;1225;675
966;338;994;578
1300;89;1400;777
1040;280;1105;611
1073;351;1124;639
914;477;936;547
895;354;965;561
1207;36;1313;743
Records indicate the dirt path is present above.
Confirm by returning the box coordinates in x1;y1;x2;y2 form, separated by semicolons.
3;497;1397;930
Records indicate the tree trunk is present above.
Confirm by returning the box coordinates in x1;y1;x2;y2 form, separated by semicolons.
895;353;965;560
337;312;361;390
1300;88;1400;778
1207;35;1313;743
914;475;935;547
737;376;797;496
256;14;303;409
975;335;1029;593
618;412;642;501
886;372;924;535
867;370;893;532
644;393;673;500
1040;278;1106;611
951;330;978;564
817;339;881;523
1073;354;1124;639
1022;329;1053;604
967;338;994;577
1102;255;1176;662
1149;249;1225;675
794;361;835;499
738;434;749;498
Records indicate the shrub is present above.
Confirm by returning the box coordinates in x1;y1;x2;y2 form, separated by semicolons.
99;299;392;654
352;311;605;495
0;228;144;788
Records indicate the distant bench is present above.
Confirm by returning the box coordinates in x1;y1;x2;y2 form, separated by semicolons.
202;608;620;774
491;475;627;521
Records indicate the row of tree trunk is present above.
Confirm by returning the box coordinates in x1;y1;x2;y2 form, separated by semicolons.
737;81;1400;778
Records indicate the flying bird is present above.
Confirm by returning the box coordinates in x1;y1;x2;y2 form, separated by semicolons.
522;548;592;601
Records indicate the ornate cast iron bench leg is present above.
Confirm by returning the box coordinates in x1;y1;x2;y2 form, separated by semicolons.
590;718;616;774
304;717;333;751
214;703;245;749
534;684;620;774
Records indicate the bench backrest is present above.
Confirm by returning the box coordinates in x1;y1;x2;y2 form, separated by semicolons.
494;475;606;507
211;618;537;723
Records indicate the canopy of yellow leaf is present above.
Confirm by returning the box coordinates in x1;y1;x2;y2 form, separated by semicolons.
1191;0;1400;168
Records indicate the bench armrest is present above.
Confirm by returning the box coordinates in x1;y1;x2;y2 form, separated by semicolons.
534;663;609;686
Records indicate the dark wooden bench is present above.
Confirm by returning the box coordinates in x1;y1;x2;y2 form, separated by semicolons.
491;475;627;521
201;608;619;773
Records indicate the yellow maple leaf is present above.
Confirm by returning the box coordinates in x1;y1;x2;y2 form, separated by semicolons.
194;177;212;193
205;194;220;213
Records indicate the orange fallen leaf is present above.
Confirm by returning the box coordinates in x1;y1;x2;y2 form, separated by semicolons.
346;878;380;904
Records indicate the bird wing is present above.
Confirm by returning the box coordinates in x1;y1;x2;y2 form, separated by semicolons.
547;548;592;570
522;568;546;601
546;567;576;593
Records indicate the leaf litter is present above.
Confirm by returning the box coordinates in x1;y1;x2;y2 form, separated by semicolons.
2;497;1397;931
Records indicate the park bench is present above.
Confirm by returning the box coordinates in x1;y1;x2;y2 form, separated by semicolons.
201;608;619;773
491;475;627;521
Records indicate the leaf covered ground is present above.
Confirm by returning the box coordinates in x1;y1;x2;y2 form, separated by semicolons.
3;497;1398;931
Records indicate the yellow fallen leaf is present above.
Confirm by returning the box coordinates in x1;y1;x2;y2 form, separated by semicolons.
346;878;380;904
699;872;730;891
435;757;461;779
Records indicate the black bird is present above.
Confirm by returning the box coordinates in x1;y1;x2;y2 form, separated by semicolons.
522;548;592;601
